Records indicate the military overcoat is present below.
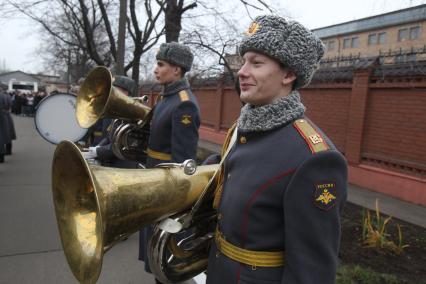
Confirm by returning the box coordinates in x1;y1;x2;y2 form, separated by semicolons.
0;92;16;148
206;117;348;284
145;82;200;168
139;78;200;272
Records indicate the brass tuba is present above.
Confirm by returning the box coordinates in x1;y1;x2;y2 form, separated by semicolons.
76;66;152;161
52;140;218;283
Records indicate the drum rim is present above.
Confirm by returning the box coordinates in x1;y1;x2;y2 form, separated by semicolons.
34;93;88;145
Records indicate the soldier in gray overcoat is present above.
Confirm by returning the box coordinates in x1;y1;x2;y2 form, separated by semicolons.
206;15;348;284
2;91;17;155
0;87;17;161
0;91;5;162
138;42;200;284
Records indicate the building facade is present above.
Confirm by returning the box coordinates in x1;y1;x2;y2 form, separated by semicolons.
0;71;68;94
314;4;426;65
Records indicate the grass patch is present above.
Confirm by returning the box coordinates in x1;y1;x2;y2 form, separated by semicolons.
336;264;400;284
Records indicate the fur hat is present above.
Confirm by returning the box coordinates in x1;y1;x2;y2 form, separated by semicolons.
156;42;194;72
113;75;137;97
239;15;324;89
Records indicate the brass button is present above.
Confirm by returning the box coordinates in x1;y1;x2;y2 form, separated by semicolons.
217;213;222;220
227;173;231;179
215;251;220;258
240;136;247;144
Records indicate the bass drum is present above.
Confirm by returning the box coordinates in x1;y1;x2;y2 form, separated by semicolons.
35;93;88;144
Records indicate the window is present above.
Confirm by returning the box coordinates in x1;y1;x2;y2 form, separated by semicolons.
407;54;417;62
398;28;409;41
343;38;351;49
395;54;417;63
410;26;420;40
343;36;360;49
328;40;335;51
351;37;359;48
378;32;387;44
368;34;377;45
395;54;404;63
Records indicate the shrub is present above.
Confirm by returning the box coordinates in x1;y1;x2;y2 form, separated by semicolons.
361;199;408;254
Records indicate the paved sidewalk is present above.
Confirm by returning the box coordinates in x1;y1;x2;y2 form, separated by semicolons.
0;115;196;284
199;140;426;228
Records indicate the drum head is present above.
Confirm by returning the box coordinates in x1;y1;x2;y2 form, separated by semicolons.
35;93;88;144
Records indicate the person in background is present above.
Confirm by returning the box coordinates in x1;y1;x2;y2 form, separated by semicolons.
0;87;16;157
138;42;200;284
13;92;24;115
0;87;7;163
33;92;45;110
206;15;348;284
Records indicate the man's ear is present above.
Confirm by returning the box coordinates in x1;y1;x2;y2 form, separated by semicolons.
174;66;182;77
282;70;297;86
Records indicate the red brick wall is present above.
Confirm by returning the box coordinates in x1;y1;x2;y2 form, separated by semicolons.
300;87;351;152
220;87;241;129
362;86;426;168
141;73;426;205
192;87;217;127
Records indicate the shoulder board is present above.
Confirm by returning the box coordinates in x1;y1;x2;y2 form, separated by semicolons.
293;119;329;154
179;90;189;102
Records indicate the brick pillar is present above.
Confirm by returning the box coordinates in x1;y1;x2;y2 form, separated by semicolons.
214;76;225;131
345;68;373;164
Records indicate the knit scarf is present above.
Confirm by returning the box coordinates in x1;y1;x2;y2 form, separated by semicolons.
161;77;190;96
237;90;306;133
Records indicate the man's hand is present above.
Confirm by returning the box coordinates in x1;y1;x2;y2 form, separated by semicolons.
82;146;98;160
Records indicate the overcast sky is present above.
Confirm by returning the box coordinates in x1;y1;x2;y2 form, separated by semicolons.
0;0;425;74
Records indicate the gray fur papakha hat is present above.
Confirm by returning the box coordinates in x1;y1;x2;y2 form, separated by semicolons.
239;15;325;89
113;75;137;97
156;42;194;72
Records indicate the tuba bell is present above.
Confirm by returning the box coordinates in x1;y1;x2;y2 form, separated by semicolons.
52;140;218;284
76;66;152;161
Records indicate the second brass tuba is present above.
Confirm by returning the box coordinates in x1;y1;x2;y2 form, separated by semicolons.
76;66;151;128
76;66;151;161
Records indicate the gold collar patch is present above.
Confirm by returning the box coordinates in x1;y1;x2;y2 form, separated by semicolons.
314;182;337;211
245;22;260;36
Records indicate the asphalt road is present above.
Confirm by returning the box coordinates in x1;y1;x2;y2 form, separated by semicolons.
0;115;200;284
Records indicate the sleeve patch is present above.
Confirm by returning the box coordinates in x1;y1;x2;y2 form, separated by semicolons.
181;114;192;125
313;182;337;211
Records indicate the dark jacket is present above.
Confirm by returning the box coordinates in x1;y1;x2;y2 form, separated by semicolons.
206;117;348;284
95;119;139;168
145;78;200;168
0;92;16;146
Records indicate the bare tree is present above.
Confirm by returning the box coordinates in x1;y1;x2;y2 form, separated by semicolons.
179;0;278;81
182;28;239;82
126;0;165;83
3;0;165;84
3;0;280;84
164;0;197;42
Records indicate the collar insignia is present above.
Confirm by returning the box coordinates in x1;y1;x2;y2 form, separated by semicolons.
314;182;337;211
181;114;192;125
245;22;260;36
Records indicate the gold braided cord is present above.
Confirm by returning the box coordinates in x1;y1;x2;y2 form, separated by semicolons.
215;229;284;267
213;123;237;209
